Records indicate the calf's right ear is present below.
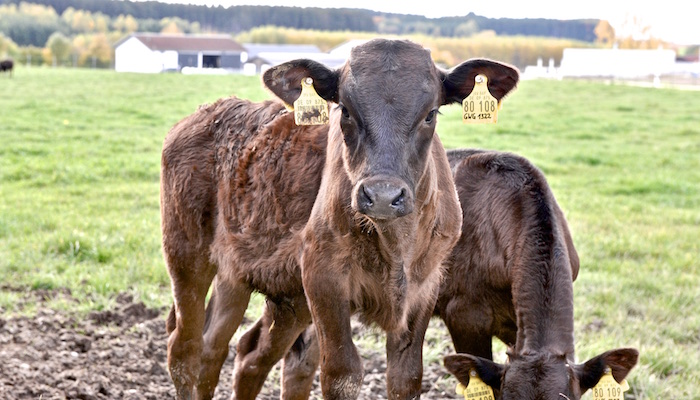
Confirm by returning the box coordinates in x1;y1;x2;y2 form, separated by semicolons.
575;347;639;393
441;59;519;105
444;353;504;390
263;59;339;107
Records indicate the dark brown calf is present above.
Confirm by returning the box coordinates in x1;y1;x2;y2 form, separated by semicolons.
267;40;517;400
440;149;638;399
160;38;518;400
0;59;13;77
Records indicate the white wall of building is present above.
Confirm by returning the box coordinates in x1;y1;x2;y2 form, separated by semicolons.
115;37;178;73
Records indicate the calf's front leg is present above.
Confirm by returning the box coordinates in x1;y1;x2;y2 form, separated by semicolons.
302;257;363;400
385;301;434;400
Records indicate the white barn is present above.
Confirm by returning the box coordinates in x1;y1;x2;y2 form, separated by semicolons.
114;33;246;73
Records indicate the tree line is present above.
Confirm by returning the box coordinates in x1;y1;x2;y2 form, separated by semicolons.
0;0;598;42
0;0;672;70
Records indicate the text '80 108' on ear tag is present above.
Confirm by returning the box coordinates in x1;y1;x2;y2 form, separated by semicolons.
462;74;499;124
293;77;329;126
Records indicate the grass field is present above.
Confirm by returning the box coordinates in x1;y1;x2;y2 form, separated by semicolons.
1;67;698;399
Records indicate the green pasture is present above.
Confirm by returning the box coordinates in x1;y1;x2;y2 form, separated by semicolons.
0;67;698;399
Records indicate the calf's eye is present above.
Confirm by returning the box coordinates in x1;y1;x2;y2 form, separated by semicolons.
425;109;438;124
341;105;350;119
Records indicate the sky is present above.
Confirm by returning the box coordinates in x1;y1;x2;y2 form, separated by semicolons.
159;0;700;45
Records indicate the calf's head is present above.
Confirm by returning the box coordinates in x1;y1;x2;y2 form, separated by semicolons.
444;348;639;400
264;39;518;221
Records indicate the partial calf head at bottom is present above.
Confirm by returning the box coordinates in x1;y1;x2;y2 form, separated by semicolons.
263;39;519;222
445;348;639;400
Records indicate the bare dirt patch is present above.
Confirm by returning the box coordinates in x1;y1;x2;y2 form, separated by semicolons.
0;289;459;399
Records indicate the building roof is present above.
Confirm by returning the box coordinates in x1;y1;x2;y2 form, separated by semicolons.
243;43;321;57
118;33;246;52
329;39;370;57
250;52;347;69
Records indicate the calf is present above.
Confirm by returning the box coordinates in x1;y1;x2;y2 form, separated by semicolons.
440;149;638;399
287;40;517;400
0;59;13;77
160;38;518;399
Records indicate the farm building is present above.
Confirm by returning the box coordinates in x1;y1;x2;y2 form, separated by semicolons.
114;33;246;73
242;43;348;74
558;47;676;78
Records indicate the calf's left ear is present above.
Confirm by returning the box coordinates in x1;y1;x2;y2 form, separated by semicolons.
263;59;339;106
444;354;504;390
574;347;639;393
441;59;519;105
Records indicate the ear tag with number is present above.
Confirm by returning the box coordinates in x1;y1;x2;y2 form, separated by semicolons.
462;74;499;124
591;367;629;400
293;77;329;126
455;369;495;400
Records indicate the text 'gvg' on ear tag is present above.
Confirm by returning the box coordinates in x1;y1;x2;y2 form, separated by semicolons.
462;74;499;124
591;367;629;400
455;369;495;400
293;77;329;126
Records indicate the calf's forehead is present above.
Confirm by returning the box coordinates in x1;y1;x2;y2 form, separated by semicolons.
341;40;440;104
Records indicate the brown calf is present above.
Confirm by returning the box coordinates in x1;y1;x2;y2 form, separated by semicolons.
161;98;327;400
160;38;518;400
275;149;638;399
440;149;638;399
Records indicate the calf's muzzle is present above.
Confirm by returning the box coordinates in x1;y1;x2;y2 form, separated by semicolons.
354;175;414;220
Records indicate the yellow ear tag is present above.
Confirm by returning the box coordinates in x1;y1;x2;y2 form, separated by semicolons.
591;368;628;400
462;74;499;124
455;369;495;400
293;77;329;126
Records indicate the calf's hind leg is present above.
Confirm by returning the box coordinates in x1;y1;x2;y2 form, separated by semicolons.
232;295;312;400
195;277;252;399
281;326;320;400
165;252;217;400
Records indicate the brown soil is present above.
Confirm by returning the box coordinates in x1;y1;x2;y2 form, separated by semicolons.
0;289;460;399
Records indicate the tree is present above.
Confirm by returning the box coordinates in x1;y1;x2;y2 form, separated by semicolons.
615;13;663;49
594;20;615;47
0;31;18;58
45;31;71;64
0;2;66;46
113;14;138;33
88;33;112;66
160;20;181;34
454;20;479;38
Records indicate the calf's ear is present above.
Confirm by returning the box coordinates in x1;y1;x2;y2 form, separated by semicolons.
441;59;519;105
263;59;339;106
574;348;639;393
444;354;504;390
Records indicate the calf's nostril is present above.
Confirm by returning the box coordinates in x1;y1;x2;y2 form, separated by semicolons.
391;189;405;208
361;185;375;206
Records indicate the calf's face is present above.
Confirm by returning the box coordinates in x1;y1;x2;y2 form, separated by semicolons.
337;41;440;220
444;348;639;400
264;39;518;221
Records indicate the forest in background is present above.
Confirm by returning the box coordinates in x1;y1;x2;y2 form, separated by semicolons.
0;0;600;41
0;0;679;69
